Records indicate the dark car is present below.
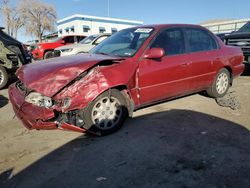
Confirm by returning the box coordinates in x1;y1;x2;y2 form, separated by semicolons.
225;21;250;62
9;24;244;135
0;27;31;89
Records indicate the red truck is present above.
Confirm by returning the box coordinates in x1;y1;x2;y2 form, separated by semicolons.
9;24;244;135
32;35;85;60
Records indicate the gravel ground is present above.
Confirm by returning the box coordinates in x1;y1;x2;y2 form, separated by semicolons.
0;70;250;188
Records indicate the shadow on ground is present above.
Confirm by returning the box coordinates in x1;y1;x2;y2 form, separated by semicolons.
242;62;250;76
0;95;9;108
1;109;250;188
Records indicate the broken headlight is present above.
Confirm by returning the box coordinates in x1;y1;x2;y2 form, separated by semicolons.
25;92;53;108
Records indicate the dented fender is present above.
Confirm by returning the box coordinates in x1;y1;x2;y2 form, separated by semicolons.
53;59;138;112
54;68;109;111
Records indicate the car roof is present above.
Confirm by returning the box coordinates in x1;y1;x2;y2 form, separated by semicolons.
62;35;86;37
133;24;206;30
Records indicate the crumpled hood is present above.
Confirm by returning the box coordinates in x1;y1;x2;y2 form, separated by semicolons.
17;54;122;97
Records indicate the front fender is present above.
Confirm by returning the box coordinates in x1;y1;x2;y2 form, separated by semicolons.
53;68;108;111
53;60;138;112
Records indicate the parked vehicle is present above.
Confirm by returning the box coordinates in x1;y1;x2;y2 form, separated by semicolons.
32;35;86;60
0;27;31;89
54;34;111;57
9;24;244;135
225;21;250;62
216;33;229;41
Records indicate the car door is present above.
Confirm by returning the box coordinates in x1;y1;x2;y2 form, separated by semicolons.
184;27;223;91
138;28;191;105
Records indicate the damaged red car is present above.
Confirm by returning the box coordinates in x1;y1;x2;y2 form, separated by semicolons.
9;24;245;135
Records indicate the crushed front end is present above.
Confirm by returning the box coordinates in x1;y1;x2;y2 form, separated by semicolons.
8;80;88;133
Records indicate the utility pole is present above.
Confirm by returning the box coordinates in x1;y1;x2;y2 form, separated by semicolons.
107;0;110;17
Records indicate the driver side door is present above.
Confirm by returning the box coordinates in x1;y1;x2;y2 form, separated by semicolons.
138;28;191;105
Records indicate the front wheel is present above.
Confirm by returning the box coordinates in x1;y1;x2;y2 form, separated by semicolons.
84;89;128;135
0;66;8;89
206;68;230;98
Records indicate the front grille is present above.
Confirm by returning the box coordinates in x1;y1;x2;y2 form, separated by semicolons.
227;38;250;48
16;81;27;94
53;50;61;57
241;48;250;53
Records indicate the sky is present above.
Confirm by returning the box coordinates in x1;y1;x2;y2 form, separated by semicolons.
1;0;250;42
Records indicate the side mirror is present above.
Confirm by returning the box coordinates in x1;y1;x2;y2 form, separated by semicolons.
143;48;165;59
60;40;65;44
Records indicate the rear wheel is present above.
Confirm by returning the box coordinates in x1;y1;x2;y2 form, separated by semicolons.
0;66;8;89
206;68;230;98
84;89;128;135
44;51;54;59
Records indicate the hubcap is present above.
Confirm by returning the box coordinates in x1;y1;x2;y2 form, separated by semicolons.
0;69;4;85
216;72;229;94
91;96;122;130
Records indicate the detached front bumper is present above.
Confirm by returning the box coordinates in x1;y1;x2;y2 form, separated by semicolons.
8;83;86;133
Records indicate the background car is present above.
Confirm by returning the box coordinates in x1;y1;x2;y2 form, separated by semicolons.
53;33;111;57
31;35;86;60
0;27;30;89
225;21;250;62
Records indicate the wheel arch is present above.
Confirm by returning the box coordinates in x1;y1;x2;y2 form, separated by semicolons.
223;66;233;85
107;85;134;117
43;49;54;58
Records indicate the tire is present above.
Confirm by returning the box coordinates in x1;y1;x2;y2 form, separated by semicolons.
0;66;8;89
206;68;230;98
84;89;129;135
44;51;54;59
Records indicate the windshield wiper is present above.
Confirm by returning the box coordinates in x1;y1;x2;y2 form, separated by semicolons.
96;52;110;55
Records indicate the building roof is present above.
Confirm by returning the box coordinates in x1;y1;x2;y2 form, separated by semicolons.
57;14;143;26
201;18;250;26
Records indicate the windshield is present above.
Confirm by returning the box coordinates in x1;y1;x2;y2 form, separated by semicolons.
238;22;250;33
80;34;99;44
91;27;154;57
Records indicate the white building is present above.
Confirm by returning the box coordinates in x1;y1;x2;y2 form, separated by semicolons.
201;18;250;34
57;14;143;37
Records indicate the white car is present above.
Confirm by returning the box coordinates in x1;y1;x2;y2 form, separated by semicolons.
54;34;111;57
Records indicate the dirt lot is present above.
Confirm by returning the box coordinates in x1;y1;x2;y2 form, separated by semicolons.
0;68;250;188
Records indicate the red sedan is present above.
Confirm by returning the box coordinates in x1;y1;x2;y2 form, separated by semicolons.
9;24;245;135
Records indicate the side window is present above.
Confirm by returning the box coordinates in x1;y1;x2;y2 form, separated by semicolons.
185;28;218;52
94;36;108;44
150;28;185;56
64;36;75;44
77;36;83;42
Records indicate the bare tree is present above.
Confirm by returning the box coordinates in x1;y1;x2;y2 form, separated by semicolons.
19;0;57;42
0;0;24;38
1;0;12;34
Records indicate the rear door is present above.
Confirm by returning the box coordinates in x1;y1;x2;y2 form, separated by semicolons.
138;27;191;104
184;27;222;90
